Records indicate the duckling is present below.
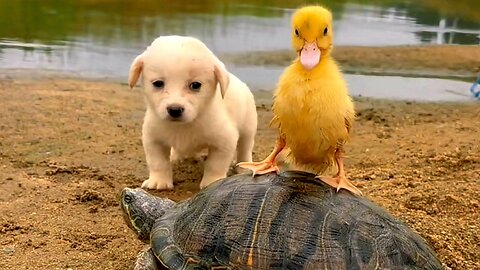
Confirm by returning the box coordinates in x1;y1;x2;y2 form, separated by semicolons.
238;5;362;195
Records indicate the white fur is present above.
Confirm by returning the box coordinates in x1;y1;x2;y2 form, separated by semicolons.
129;35;257;190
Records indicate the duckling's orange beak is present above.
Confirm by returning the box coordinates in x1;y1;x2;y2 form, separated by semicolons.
300;42;321;70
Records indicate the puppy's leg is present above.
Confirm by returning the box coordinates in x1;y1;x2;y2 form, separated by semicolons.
236;133;255;163
169;148;179;162
235;133;255;174
200;146;235;189
142;140;174;190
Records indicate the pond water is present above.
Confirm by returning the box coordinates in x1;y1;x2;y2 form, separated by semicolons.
0;0;479;101
231;65;476;102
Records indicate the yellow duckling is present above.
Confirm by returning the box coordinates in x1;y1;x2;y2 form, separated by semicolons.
238;5;362;195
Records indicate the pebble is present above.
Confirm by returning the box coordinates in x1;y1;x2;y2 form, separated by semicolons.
2;246;15;256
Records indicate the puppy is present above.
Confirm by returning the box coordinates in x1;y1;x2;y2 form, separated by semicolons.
128;35;257;190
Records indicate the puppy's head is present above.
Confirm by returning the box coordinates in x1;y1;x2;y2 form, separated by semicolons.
128;36;230;123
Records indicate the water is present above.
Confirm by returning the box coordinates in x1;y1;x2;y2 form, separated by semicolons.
231;65;476;102
0;0;479;101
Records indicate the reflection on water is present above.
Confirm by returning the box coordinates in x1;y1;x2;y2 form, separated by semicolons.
0;0;478;101
230;65;476;102
335;3;480;46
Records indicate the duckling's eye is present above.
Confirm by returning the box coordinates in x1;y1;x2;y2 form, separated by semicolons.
323;27;328;35
295;29;300;37
190;82;202;91
152;80;165;89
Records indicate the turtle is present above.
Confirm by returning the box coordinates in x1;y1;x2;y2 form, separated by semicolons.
121;171;444;270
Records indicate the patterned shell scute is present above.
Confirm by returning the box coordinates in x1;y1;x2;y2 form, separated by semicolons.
151;171;443;270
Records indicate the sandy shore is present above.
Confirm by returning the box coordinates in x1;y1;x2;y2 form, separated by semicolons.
0;45;479;269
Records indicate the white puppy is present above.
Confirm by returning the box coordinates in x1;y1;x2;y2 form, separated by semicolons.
128;36;257;190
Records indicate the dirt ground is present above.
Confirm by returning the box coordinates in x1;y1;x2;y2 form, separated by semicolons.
0;46;479;270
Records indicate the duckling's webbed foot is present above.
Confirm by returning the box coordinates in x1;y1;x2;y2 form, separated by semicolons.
316;147;363;196
237;137;285;176
237;160;280;176
316;175;363;196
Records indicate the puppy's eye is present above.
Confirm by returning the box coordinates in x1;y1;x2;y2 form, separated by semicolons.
152;80;164;89
295;29;299;37
190;82;202;91
323;27;328;35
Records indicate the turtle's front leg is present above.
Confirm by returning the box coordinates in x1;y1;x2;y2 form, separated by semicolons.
135;246;161;270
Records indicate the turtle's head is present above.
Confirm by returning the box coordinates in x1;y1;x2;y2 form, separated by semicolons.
120;187;175;243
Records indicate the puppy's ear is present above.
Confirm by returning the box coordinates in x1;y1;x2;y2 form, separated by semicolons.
128;53;144;89
213;59;230;99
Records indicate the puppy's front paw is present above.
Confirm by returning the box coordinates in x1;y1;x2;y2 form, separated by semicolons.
141;178;174;190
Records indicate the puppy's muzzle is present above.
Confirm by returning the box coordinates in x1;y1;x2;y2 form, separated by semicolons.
166;105;184;120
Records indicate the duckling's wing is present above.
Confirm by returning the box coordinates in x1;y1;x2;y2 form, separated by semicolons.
345;117;352;134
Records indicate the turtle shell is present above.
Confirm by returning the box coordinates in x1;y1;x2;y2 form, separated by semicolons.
151;171;443;270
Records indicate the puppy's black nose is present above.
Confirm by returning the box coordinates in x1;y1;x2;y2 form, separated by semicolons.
167;106;184;118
